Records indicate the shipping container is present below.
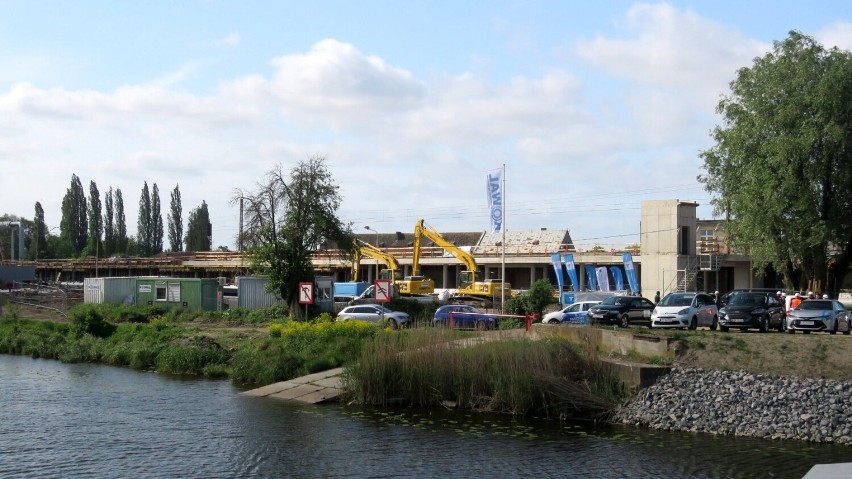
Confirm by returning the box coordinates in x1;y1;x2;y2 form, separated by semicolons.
84;277;137;304
237;276;284;310
333;282;370;297
135;277;220;311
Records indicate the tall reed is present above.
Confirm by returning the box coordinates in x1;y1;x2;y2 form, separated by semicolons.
342;328;627;419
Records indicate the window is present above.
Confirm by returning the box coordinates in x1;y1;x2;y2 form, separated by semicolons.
699;229;715;241
156;282;180;302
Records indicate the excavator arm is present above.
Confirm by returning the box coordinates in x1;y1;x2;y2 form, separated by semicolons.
412;219;479;289
354;239;401;281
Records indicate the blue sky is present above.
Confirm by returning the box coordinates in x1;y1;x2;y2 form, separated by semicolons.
1;1;850;251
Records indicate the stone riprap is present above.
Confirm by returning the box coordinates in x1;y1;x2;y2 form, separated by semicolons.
615;367;852;445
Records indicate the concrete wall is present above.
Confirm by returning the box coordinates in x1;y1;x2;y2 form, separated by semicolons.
640;200;699;296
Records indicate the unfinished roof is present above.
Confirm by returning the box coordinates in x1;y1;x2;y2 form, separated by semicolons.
475;229;574;255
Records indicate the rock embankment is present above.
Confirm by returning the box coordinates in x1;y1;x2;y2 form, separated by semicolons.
615;367;852;445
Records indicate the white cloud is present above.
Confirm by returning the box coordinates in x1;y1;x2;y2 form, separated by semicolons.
817;21;852;51
216;32;241;47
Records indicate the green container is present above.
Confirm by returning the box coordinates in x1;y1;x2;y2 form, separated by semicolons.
135;277;221;311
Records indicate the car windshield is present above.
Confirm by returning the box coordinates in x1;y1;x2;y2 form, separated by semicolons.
658;293;694;307
599;296;632;306
797;300;832;311
728;293;767;306
374;305;393;313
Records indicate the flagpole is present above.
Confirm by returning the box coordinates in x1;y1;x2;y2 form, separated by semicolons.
501;163;506;313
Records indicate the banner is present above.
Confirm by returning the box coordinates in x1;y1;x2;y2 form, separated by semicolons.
584;264;598;291
563;253;579;291
623;252;639;293
596;267;610;292
610;266;624;291
550;253;564;290
485;168;503;233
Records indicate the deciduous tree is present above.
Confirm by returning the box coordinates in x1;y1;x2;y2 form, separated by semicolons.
167;184;183;252
234;156;355;317
185;201;211;252
60;174;87;256
699;31;852;294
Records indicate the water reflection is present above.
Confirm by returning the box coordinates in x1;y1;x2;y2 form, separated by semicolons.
1;354;850;478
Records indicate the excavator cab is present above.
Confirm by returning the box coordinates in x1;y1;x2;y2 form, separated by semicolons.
458;271;477;290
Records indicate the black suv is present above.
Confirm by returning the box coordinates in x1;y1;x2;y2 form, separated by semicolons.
588;295;656;328
718;291;785;332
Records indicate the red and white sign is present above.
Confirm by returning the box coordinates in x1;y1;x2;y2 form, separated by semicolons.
374;280;391;303
298;282;314;304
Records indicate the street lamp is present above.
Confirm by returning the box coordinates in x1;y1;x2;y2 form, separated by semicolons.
364;226;378;281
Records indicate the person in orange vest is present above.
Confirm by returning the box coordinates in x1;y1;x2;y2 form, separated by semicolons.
790;292;803;312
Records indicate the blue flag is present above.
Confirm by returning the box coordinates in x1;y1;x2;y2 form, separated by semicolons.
550;253;564;290
563;253;579;291
623;253;639;293
610;266;624;291
584;264;598;291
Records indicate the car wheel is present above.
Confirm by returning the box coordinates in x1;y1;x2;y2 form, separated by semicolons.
618;314;630;328
475;320;487;331
759;316;769;333
845;320;851;336
688;316;697;330
387;318;398;330
710;316;718;331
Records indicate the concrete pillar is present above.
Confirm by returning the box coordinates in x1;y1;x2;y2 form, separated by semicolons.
442;265;449;289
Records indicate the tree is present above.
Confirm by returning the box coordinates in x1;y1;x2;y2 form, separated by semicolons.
167;184;183;252
185;201;211;252
103;188;115;257
151;183;163;255
32;202;48;260
87;181;102;256
699;31;852;295
115;188;127;254
137;182;152;257
60;174;87;256
235;156;355;317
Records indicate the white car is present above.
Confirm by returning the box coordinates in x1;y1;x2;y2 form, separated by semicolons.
542;301;601;324
651;292;719;330
336;304;410;329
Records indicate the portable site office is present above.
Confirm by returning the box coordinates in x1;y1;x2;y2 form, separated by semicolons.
135;277;221;311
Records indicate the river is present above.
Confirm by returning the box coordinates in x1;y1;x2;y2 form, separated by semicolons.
1;354;850;478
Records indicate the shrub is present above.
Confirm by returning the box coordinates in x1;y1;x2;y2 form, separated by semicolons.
68;304;116;339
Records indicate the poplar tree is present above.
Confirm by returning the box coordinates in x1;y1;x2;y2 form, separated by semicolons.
151;183;163;255
104;188;115;256
115;188;128;254
168;184;183;252
60;174;88;256
185;201;211;252
138;182;152;257
87;181;102;256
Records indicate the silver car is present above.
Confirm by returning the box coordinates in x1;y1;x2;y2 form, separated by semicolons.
336;304;410;329
785;299;851;335
651;292;719;330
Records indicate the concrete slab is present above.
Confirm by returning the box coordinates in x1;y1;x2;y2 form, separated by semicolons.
312;377;343;388
241;381;299;397
291;368;345;384
298;387;344;404
268;384;324;401
802;463;852;478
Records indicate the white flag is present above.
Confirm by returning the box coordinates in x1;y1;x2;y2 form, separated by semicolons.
485;168;503;233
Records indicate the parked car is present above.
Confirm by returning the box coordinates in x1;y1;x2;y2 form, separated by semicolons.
785;299;851;335
718;291;785;333
651;292;719;330
542;301;601;325
588;296;655;328
432;304;496;330
336;304;410;329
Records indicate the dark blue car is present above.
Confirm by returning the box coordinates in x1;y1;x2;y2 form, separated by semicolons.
432;304;496;330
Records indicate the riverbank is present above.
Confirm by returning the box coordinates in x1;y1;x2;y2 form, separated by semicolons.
615;367;852;445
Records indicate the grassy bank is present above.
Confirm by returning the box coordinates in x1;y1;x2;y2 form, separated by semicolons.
0;303;378;385
342;328;629;419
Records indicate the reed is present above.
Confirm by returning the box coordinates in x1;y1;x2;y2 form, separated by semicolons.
342;328;627;419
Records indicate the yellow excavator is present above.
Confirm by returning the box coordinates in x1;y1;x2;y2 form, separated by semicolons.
411;219;510;306
353;239;435;295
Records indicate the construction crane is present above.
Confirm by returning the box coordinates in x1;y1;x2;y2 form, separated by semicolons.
353;239;435;295
411;219;510;306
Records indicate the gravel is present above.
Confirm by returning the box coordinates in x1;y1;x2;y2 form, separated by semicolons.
614;367;852;444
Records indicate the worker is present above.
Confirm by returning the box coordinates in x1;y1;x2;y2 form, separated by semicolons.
822;293;829;299
654;291;661;303
790;293;803;311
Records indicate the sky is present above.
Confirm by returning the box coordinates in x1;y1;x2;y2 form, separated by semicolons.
1;1;851;252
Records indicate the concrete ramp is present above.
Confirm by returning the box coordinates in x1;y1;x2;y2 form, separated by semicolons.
243;367;344;404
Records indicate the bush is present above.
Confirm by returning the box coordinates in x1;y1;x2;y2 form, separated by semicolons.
68;304;116;339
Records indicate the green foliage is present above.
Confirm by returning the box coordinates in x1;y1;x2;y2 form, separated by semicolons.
60;173;88;256
229;339;304;384
68;304;116;339
185;200;211;252
505;294;530;316
138;181;153;257
237;157;356;318
168;184;183;252
699;31;852;292
526;279;556;318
